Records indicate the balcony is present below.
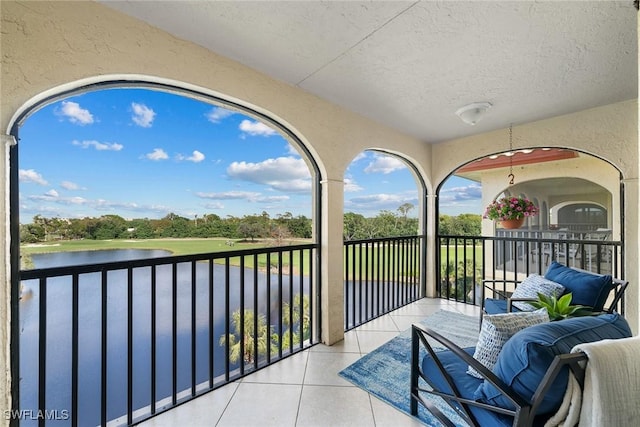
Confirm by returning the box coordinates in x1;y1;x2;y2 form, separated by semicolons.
16;232;623;426
136;297;479;427
3;4;638;427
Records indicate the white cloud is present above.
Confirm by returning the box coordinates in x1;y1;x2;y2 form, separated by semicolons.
364;154;406;174
23;193;173;218
57;101;94;125
196;191;289;204
92;199;171;214
257;195;289;203
346;192;418;212
286;143;301;156
177;150;205;163
439;183;483;203
145;148;169;161
131;102;156;127
196;190;262;201
206;107;234;123
203;202;225;210
239;119;277;137
68;197;88;205
352;152;368;163
344;177;363;192
226;156;311;192
72;139;123;151
19;169;48;185
61;181;81;190
28;191;88;205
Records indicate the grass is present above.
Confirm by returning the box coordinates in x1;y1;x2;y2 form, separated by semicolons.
21;238;485;276
20;238;313;271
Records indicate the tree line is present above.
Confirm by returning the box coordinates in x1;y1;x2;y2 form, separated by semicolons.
20;205;481;243
20;212;312;243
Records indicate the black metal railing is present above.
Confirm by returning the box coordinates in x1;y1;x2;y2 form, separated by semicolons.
18;244;319;426
438;234;624;312
344;235;425;330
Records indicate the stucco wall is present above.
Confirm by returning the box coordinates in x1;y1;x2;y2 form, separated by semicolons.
435;100;639;338
0;1;434;419
480;155;621;235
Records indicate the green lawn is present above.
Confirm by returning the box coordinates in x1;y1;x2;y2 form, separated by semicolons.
20;238;313;271
21;238;484;276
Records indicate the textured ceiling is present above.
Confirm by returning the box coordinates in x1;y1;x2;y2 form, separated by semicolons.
103;1;637;144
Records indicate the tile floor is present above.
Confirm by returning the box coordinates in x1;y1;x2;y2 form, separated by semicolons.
138;298;481;427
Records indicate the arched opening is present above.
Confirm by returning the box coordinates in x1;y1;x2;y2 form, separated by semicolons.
436;147;624;305
9;80;323;425
555;201;608;231
342;149;427;330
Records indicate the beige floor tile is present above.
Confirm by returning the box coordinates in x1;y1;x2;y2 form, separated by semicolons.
369;396;424;427
354;314;402;332
241;350;309;385
296;385;374;427
303;351;362;386
216;382;302;427
355;330;400;354
139;381;239;427
309;329;360;353
135;298;480;427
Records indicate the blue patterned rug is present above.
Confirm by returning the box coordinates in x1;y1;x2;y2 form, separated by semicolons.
338;309;479;426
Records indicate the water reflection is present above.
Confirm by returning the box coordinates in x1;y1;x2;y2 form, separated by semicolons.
20;249;308;426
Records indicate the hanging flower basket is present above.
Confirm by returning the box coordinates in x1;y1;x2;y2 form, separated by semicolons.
484;196;539;227
499;217;525;229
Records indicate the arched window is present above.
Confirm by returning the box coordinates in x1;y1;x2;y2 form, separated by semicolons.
10;81;322;425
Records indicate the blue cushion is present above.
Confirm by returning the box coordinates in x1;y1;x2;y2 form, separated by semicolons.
483;299;522;315
474;313;632;415
544;262;613;311
421;348;513;427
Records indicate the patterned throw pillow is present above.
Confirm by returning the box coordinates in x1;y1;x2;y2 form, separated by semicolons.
467;308;549;378
510;274;565;311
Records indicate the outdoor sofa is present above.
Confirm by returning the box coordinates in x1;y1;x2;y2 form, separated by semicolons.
410;312;632;426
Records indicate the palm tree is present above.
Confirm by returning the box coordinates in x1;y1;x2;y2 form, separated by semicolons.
281;294;311;348
219;309;271;364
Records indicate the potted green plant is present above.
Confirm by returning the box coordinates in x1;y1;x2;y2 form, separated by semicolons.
483;196;539;229
529;292;591;321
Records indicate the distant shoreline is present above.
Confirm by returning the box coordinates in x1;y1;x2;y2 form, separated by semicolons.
20;237;311;272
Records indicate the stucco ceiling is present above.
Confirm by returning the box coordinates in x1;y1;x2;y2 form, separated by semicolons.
102;1;637;144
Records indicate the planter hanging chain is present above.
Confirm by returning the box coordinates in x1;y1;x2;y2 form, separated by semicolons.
508;124;515;185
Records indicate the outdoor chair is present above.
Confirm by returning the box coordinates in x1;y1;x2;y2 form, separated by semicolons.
481;262;628;323
410;314;632;427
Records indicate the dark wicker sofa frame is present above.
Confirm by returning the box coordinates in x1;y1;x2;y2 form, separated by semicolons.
410;324;587;427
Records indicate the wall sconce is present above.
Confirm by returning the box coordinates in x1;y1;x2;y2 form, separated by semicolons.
455;102;492;126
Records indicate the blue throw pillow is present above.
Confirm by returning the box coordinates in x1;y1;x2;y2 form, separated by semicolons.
474;313;632;415
544;262;613;311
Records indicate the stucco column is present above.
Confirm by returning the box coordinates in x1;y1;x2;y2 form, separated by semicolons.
1;136;11;427
424;194;437;298
320;178;345;345
634;8;639;336
624;178;639;335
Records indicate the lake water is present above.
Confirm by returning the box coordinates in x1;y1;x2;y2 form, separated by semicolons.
20;249;308;426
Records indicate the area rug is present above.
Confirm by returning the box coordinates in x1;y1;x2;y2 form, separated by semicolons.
338;309;479;426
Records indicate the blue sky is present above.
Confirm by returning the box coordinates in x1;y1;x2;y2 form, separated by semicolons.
18;88;481;222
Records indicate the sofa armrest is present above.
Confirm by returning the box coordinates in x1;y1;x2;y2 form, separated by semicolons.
411;323;528;417
411;322;590;427
606;278;629;313
507;297;537;312
481;279;519;301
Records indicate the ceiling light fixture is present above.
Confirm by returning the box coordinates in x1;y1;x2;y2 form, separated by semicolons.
455;102;492;126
